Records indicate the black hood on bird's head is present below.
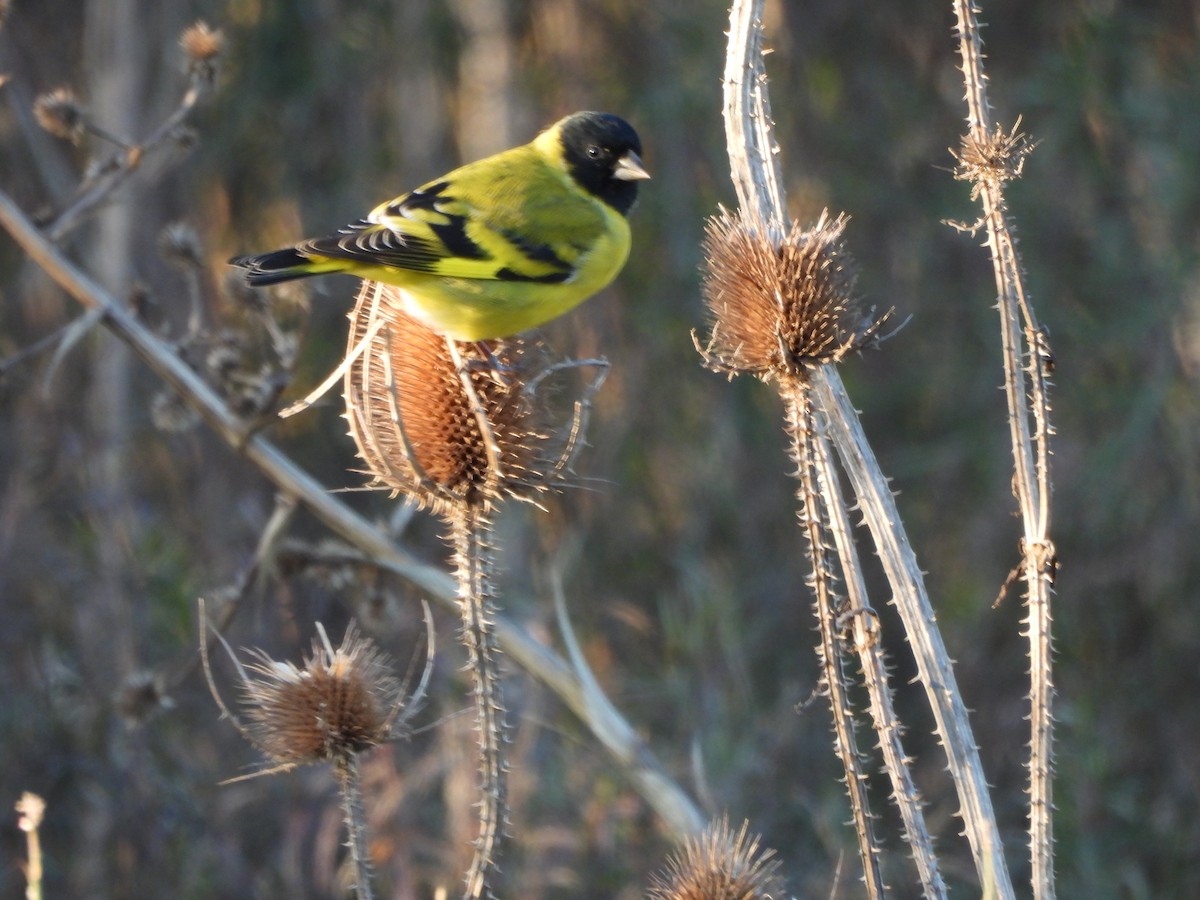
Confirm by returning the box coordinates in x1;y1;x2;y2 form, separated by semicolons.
558;112;646;217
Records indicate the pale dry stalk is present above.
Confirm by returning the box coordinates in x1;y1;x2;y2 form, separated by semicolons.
951;2;1056;896
722;0;1014;894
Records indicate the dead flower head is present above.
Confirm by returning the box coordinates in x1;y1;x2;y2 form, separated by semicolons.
953;119;1037;195
343;280;602;514
179;21;223;86
34;87;86;143
699;208;887;381
648;817;785;900
206;620;431;776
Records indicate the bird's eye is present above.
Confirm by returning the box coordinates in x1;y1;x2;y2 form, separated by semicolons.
586;145;603;160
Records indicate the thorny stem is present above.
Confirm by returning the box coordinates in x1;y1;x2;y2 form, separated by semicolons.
723;0;1014;894
784;379;884;899
812;425;946;898
335;755;376;900
449;505;507;900
952;2;1056;896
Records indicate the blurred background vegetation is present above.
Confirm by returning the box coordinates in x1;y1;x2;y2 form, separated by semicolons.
1;0;1198;896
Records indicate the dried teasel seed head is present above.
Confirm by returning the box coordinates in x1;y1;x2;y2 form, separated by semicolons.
953;119;1037;194
180;21;223;85
699;208;885;381
344;280;585;513
648;817;785;900
34;87;86;143
238;624;405;767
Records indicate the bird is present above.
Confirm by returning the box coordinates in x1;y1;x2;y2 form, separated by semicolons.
230;111;649;342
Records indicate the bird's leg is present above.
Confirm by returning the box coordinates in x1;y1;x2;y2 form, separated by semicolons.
462;340;515;383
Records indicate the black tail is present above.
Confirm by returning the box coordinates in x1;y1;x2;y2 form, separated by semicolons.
229;248;322;286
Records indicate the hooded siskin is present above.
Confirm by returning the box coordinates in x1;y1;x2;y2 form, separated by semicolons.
231;111;649;341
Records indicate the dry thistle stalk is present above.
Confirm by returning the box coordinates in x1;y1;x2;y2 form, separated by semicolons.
16;792;45;900
952;2;1052;897
341;279;601;898
203;617;433;900
647;817;785;900
698;206;893;896
698;207;885;381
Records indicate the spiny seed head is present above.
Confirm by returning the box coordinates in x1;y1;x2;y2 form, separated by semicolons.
700;207;882;381
648;818;785;900
344;280;581;514
180;21;223;85
953;119;1037;195
239;624;404;766
34;87;86;143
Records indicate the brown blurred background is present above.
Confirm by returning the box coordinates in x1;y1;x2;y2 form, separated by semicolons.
1;0;1198;896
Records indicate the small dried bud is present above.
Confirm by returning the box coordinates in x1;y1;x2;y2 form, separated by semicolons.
180;21;223;85
15;793;45;833
158;221;204;270
34;88;86;143
648;818;785;900
699;208;884;380
239;624;406;767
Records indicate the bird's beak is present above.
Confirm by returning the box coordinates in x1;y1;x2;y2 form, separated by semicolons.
613;151;651;181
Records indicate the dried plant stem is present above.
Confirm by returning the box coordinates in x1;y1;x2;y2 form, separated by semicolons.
335;755;376;900
952;2;1056;896
16;793;45;900
811;426;946;898
0;187;703;839
784;380;884;898
448;506;507;899
723;1;1014;894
